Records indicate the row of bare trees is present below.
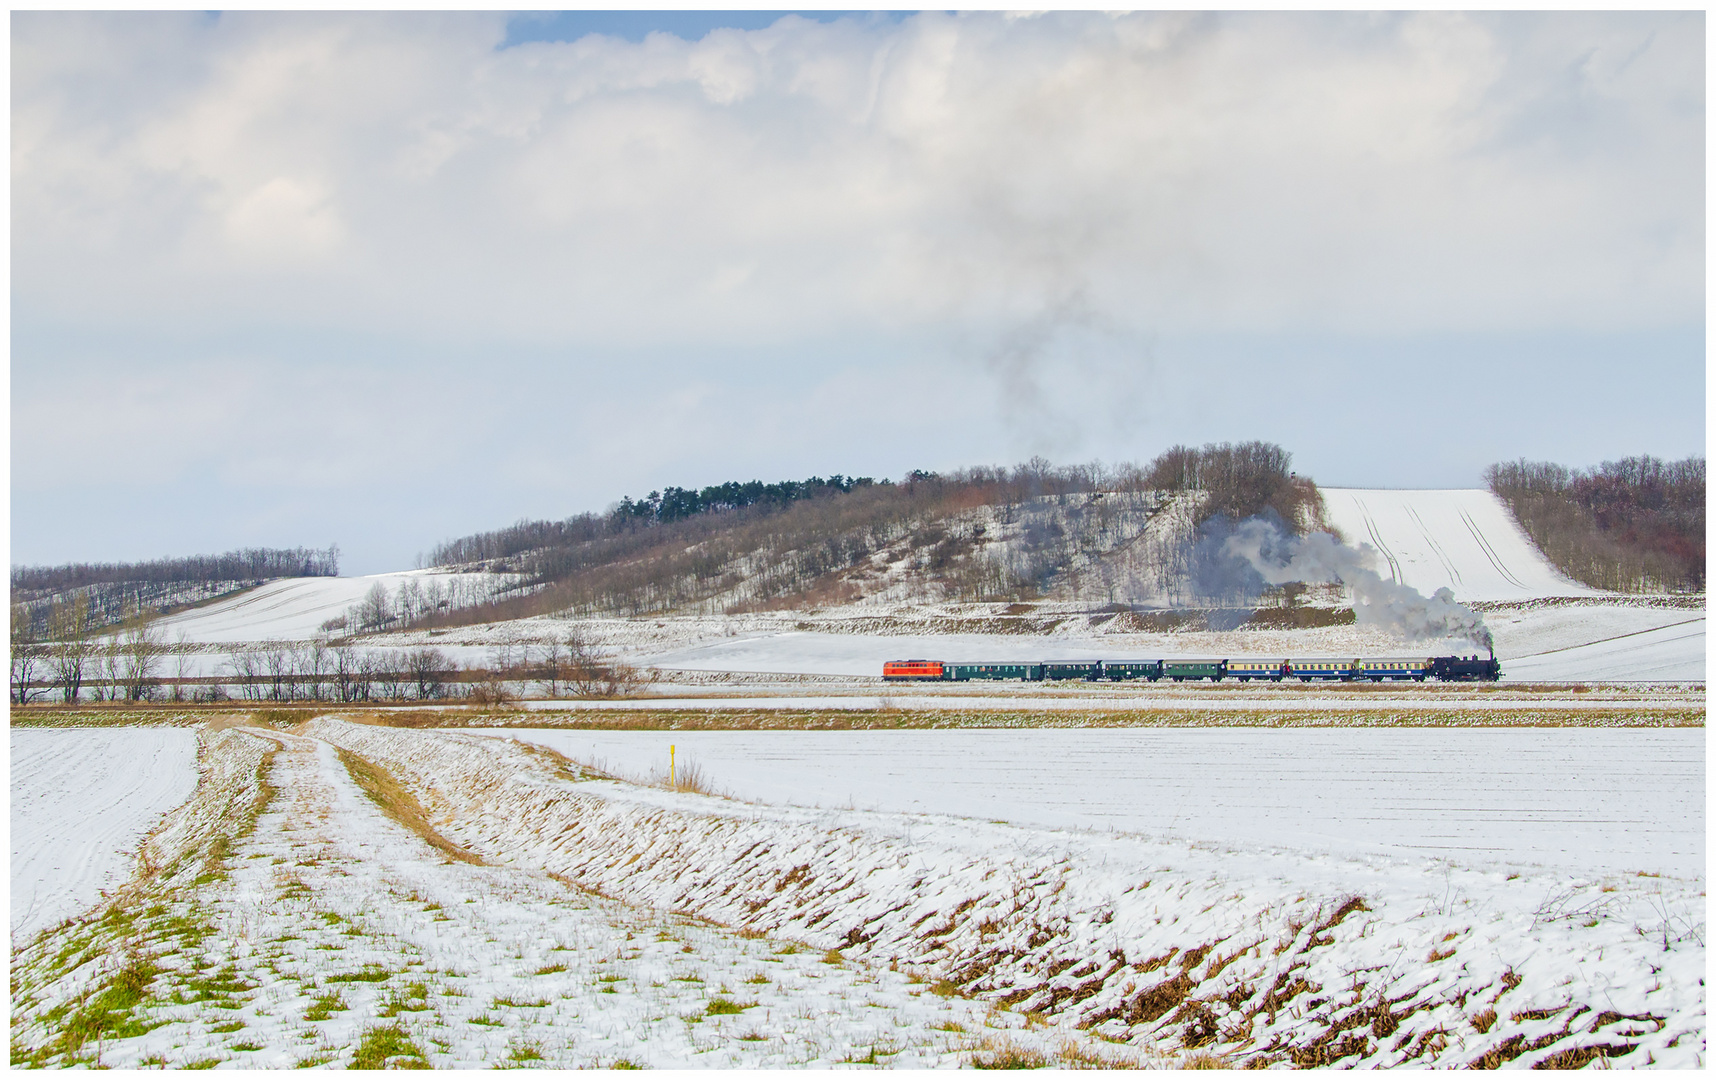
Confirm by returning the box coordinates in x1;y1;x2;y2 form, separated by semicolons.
10;605;651;704
321;575;527;635
224;643;453;702
1487;456;1705;592
11;597;177;705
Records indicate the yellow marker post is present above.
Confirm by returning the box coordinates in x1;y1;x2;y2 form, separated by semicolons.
670;744;676;790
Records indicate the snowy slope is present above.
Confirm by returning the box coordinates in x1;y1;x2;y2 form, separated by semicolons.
1504;618;1707;682
10;729;200;943
1319;488;1596;602
149;570;506;642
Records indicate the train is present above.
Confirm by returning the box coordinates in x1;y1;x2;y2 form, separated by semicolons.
882;653;1500;683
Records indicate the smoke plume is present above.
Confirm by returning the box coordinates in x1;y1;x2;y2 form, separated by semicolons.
1221;516;1493;649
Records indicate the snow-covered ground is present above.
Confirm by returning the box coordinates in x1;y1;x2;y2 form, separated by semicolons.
325;720;1706;1069
1504;618;1707;682
12;720;1703;1068
10;728;200;943
8;725;1153;1069
1319;488;1595;602
148;570;514;643
478;728;1704;878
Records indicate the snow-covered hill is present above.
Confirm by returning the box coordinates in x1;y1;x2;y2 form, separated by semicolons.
1319;488;1595;602
149;569;516;643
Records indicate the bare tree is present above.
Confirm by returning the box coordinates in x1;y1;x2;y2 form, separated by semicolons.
262;642;294;701
333;643;359;702
11;603;45;704
299;638;332;701
352;650;378;702
539;639;565;698
355;582;392;630
117;608;167;701
564;626;650;699
88;646;121;702
227;645;265;701
47;595;95;703
170;632;193;703
404;646;451;700
373;651;407;700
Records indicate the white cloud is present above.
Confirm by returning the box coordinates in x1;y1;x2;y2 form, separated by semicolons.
12;10;1702;347
222;176;343;260
9;11;1703;571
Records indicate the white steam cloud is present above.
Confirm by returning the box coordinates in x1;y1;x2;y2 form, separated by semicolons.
1222;518;1493;649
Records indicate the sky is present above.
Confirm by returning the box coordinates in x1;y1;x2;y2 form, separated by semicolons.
11;10;1705;575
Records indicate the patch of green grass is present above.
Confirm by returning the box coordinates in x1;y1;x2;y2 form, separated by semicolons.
327;967;392;984
705;998;756;1016
182;1057;225;1069
379;981;432;1017
352;1024;431;1070
493;995;550;1008
24;952;168;1065
608;1059;644;1070
469;1014;504;1027
304;991;347;1022
508;1042;546;1062
230;1042;264;1052
533;963;567;976
209;1020;246;1034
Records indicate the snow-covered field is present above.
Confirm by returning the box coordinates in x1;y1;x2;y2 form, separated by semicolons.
11;719;1704;1068
1319;488;1595;602
480;728;1703;878
1503;618;1707;682
10;728;200;944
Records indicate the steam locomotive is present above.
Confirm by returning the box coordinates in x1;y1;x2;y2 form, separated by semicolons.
882;654;1501;683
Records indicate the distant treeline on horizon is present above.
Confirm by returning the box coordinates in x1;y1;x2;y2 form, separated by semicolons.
11;546;341;597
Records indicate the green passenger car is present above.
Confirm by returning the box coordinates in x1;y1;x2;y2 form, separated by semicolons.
1162;659;1225;681
1042;662;1102;681
944;662;1044;681
1101;661;1161;681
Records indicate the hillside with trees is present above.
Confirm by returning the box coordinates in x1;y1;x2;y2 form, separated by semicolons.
1486;455;1704;593
415;443;1322;626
